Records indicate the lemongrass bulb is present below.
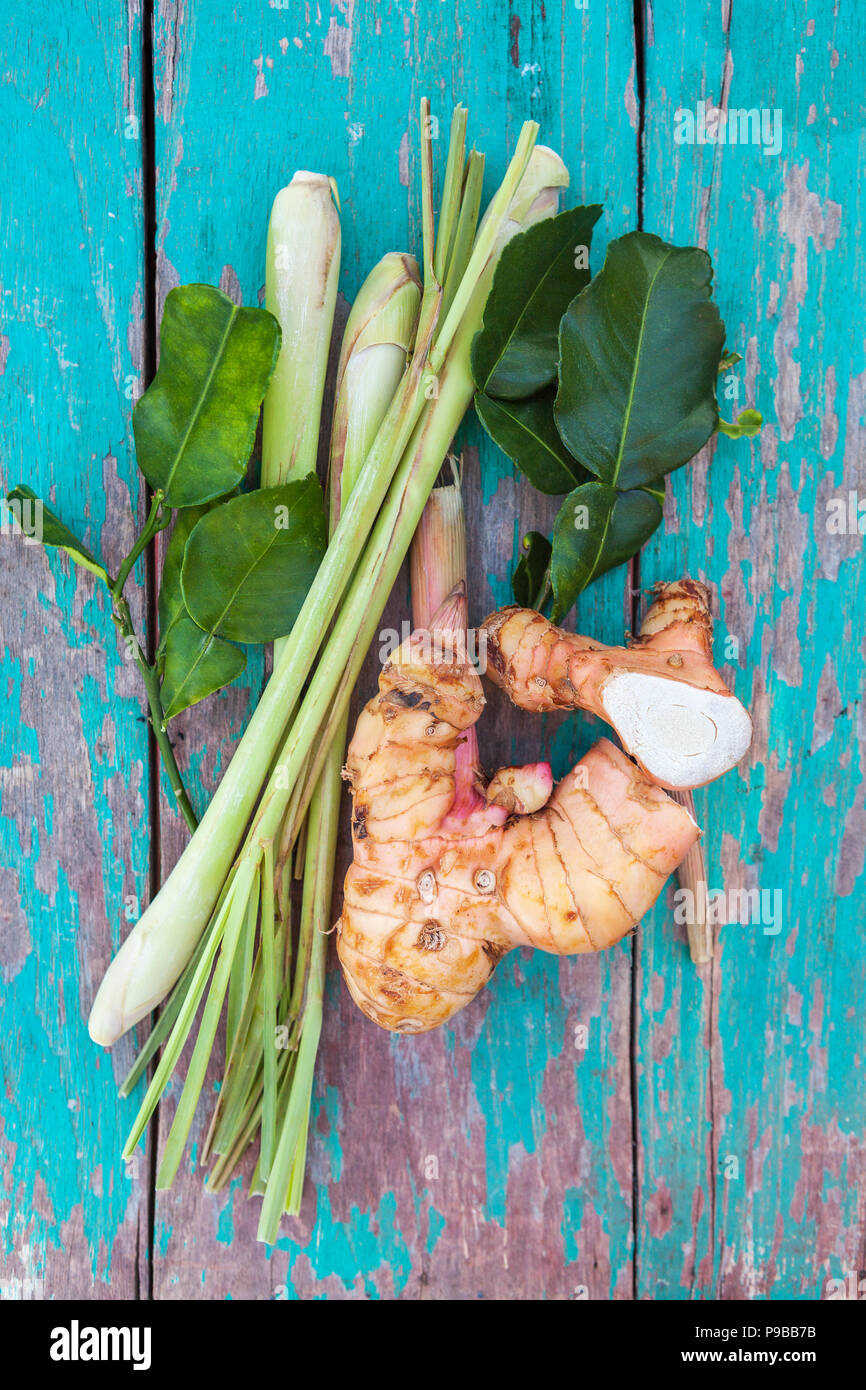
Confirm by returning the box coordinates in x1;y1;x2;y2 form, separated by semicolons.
492;146;570;255
262;171;341;486
503;145;569;222
329;251;421;521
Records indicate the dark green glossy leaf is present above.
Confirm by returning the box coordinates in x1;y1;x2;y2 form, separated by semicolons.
555;232;725;491
550;481;662;621
471;205;603;399
157;487;239;654
181;478;327;644
512;531;552;608
134;284;281;508
718;407;763;440
158;504;211;648
475;388;585;495
161;617;247;722
6;485;110;584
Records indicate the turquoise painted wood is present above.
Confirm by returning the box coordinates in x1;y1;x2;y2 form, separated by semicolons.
0;6;151;1297
635;0;866;1300
1;0;862;1300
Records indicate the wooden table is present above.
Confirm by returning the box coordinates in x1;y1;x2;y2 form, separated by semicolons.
2;1;863;1300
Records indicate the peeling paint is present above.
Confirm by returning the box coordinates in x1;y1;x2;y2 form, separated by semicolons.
323;0;354;78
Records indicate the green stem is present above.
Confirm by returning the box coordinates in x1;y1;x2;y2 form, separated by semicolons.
140;651;198;832
108;489;197;832
111;595;198;834
111;489;169;601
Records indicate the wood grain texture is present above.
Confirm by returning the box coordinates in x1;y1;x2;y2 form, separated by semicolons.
636;0;866;1299
0;4;151;1298
1;0;863;1301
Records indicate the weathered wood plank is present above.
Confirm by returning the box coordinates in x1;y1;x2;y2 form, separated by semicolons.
0;4;151;1298
148;0;640;1298
4;0;860;1303
636;0;866;1298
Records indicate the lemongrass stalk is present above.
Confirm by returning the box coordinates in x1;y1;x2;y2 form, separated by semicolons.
203;955;266;1160
262;172;341;487
329;252;422;518
278;841;293;933
439;150;485;323
263;172;340;666
277;767;308;902
409;460;466;627
285;1109;311;1216
207;1106;263;1192
275;688;339;883
246;1051;297;1197
90;116;553;1051
419;97;437;285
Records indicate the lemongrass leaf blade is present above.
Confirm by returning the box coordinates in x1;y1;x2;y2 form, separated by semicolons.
432;106;467;284
439;150;485;322
431;120;540;368
156;860;260;1188
285;1109;311;1218
119;926;215;1098
121;903;230;1158
260;842;278;1179
257;998;323;1243
227;864;262;1051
